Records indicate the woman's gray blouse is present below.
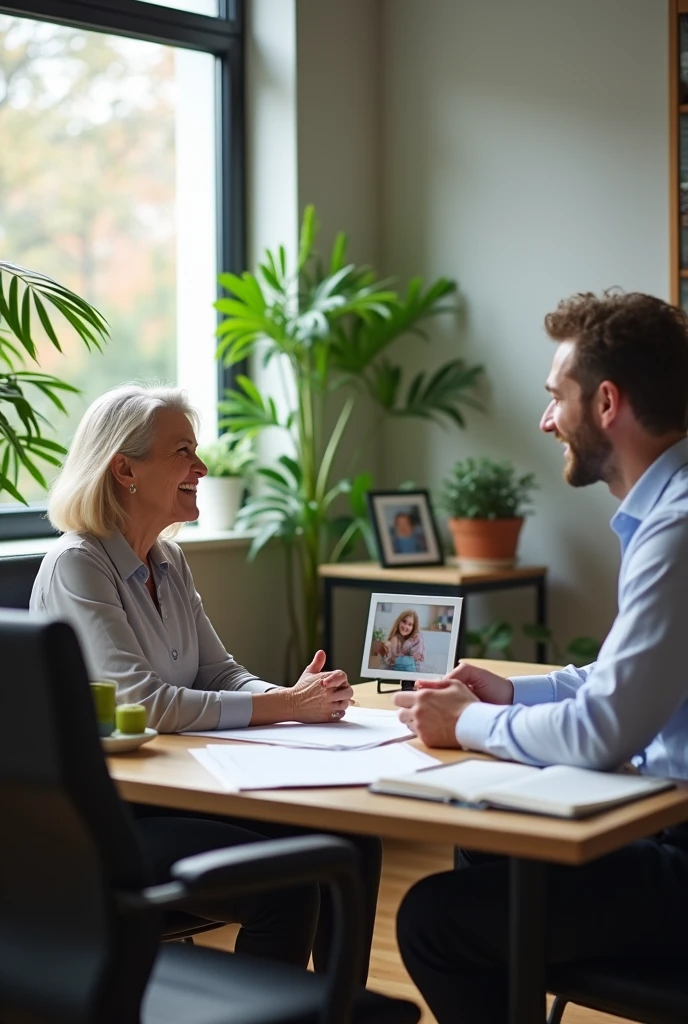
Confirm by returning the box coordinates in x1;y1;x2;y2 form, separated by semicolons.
30;530;277;732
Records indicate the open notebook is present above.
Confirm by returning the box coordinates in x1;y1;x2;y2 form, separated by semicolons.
369;758;674;819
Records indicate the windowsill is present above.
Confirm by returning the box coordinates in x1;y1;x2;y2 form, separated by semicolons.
0;525;258;559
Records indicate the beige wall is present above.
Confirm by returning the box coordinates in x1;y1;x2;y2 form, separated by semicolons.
377;0;668;658
185;543;291;682
232;0;384;679
236;0;669;677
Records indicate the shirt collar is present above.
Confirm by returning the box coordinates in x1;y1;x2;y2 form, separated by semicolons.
611;437;688;550
99;529;170;583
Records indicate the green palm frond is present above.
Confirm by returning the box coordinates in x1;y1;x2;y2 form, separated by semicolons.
213;205;484;669
0;262;109;503
330;276;457;375
0;262;109;359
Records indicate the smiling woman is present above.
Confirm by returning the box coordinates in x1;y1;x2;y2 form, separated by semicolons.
28;380;383;983
32;383;354;733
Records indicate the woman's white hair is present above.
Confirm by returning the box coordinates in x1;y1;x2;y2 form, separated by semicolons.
48;383;199;537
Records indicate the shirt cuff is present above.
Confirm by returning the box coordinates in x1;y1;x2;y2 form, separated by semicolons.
238;678;282;694
511;674;554;706
455;701;507;751
217;690;254;729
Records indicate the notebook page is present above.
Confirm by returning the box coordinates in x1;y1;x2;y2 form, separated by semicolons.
482;764;672;816
395;758;539;801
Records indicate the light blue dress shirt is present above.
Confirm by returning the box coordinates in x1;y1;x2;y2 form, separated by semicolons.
456;437;688;779
30;530;278;733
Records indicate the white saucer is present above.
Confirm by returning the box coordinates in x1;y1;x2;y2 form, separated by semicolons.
101;727;157;754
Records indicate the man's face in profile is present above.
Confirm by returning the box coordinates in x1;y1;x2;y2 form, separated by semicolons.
541;341;614;488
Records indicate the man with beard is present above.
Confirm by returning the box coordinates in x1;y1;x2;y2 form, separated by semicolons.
393;290;688;1024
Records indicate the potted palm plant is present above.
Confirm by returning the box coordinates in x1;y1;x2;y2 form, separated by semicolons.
0;261;109;502
214;205;484;672
438;457;537;569
196;434;254;532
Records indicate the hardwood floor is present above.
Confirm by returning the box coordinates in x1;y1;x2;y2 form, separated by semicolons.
196;838;631;1024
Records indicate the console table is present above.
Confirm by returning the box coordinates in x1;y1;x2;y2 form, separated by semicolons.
318;560;548;666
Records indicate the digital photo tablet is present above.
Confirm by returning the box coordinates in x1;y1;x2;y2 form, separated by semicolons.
360;592;462;685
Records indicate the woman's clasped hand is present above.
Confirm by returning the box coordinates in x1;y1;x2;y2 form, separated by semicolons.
288;649;354;722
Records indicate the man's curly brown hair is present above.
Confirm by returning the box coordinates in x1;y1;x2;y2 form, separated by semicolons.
544;290;688;435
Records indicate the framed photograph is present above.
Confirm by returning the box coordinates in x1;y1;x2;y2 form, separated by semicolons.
360;592;463;689
366;489;444;568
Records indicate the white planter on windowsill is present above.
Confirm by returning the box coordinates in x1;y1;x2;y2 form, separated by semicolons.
196;476;245;532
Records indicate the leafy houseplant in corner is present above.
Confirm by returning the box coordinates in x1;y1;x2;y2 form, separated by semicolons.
438;457;537;569
196;434;254;532
0;262;109;502
214;205;484;672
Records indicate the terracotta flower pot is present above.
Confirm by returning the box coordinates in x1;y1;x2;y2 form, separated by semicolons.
447;517;524;567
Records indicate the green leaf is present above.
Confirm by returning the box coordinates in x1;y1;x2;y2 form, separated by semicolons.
248;520;284;560
0;276;31;356
277;455;303;486
0;472;26;504
20;286;31;348
566;636;601;661
522;624;553;642
315;396;354;502
349;471;373;518
257;467;293;490
297;205;317;272
33;293;62;351
329;231;348;274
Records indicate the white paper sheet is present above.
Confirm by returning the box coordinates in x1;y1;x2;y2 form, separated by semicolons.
187;706;414;750
190;741;440;790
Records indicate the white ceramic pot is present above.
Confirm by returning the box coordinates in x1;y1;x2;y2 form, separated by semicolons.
196;476;245;532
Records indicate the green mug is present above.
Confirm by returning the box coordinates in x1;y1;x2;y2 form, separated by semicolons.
115;703;147;736
90;680;116;737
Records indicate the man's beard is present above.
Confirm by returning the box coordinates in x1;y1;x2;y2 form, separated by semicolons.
561;417;614;488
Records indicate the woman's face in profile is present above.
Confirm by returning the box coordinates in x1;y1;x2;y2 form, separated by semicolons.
132;408;207;528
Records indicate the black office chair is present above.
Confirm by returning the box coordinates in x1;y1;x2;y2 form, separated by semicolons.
0;552;44;609
547;960;688;1024
0;551;223;944
0;610;420;1024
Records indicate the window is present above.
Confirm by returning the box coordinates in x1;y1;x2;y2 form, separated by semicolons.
0;0;244;537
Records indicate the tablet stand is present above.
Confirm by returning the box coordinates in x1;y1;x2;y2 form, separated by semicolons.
376;678;416;694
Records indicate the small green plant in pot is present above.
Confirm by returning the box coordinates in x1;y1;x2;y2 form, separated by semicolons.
196;434;255;532
438;457;537;568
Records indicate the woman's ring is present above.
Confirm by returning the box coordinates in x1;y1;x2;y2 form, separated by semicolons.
331;711;340;720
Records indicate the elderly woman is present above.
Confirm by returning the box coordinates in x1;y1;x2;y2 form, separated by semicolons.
30;384;381;979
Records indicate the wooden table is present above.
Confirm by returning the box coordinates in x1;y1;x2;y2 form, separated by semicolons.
318;561;549;663
107;665;688;1024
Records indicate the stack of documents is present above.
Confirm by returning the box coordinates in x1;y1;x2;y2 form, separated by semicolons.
191;741;440;791
188;706;414;751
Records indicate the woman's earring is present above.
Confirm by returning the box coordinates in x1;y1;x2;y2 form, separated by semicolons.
129;484;136;494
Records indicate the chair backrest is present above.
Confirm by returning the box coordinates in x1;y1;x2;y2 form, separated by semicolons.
0;553;44;609
0;611;159;1024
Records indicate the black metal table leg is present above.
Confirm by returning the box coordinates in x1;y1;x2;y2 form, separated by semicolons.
536;576;547;663
509;857;546;1024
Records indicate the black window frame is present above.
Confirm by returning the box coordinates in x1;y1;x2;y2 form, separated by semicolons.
0;0;245;539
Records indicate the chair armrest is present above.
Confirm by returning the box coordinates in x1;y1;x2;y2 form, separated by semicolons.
124;834;363;1024
168;834;357;899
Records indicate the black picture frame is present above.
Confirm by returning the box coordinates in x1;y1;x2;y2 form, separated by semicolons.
366;489;444;569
